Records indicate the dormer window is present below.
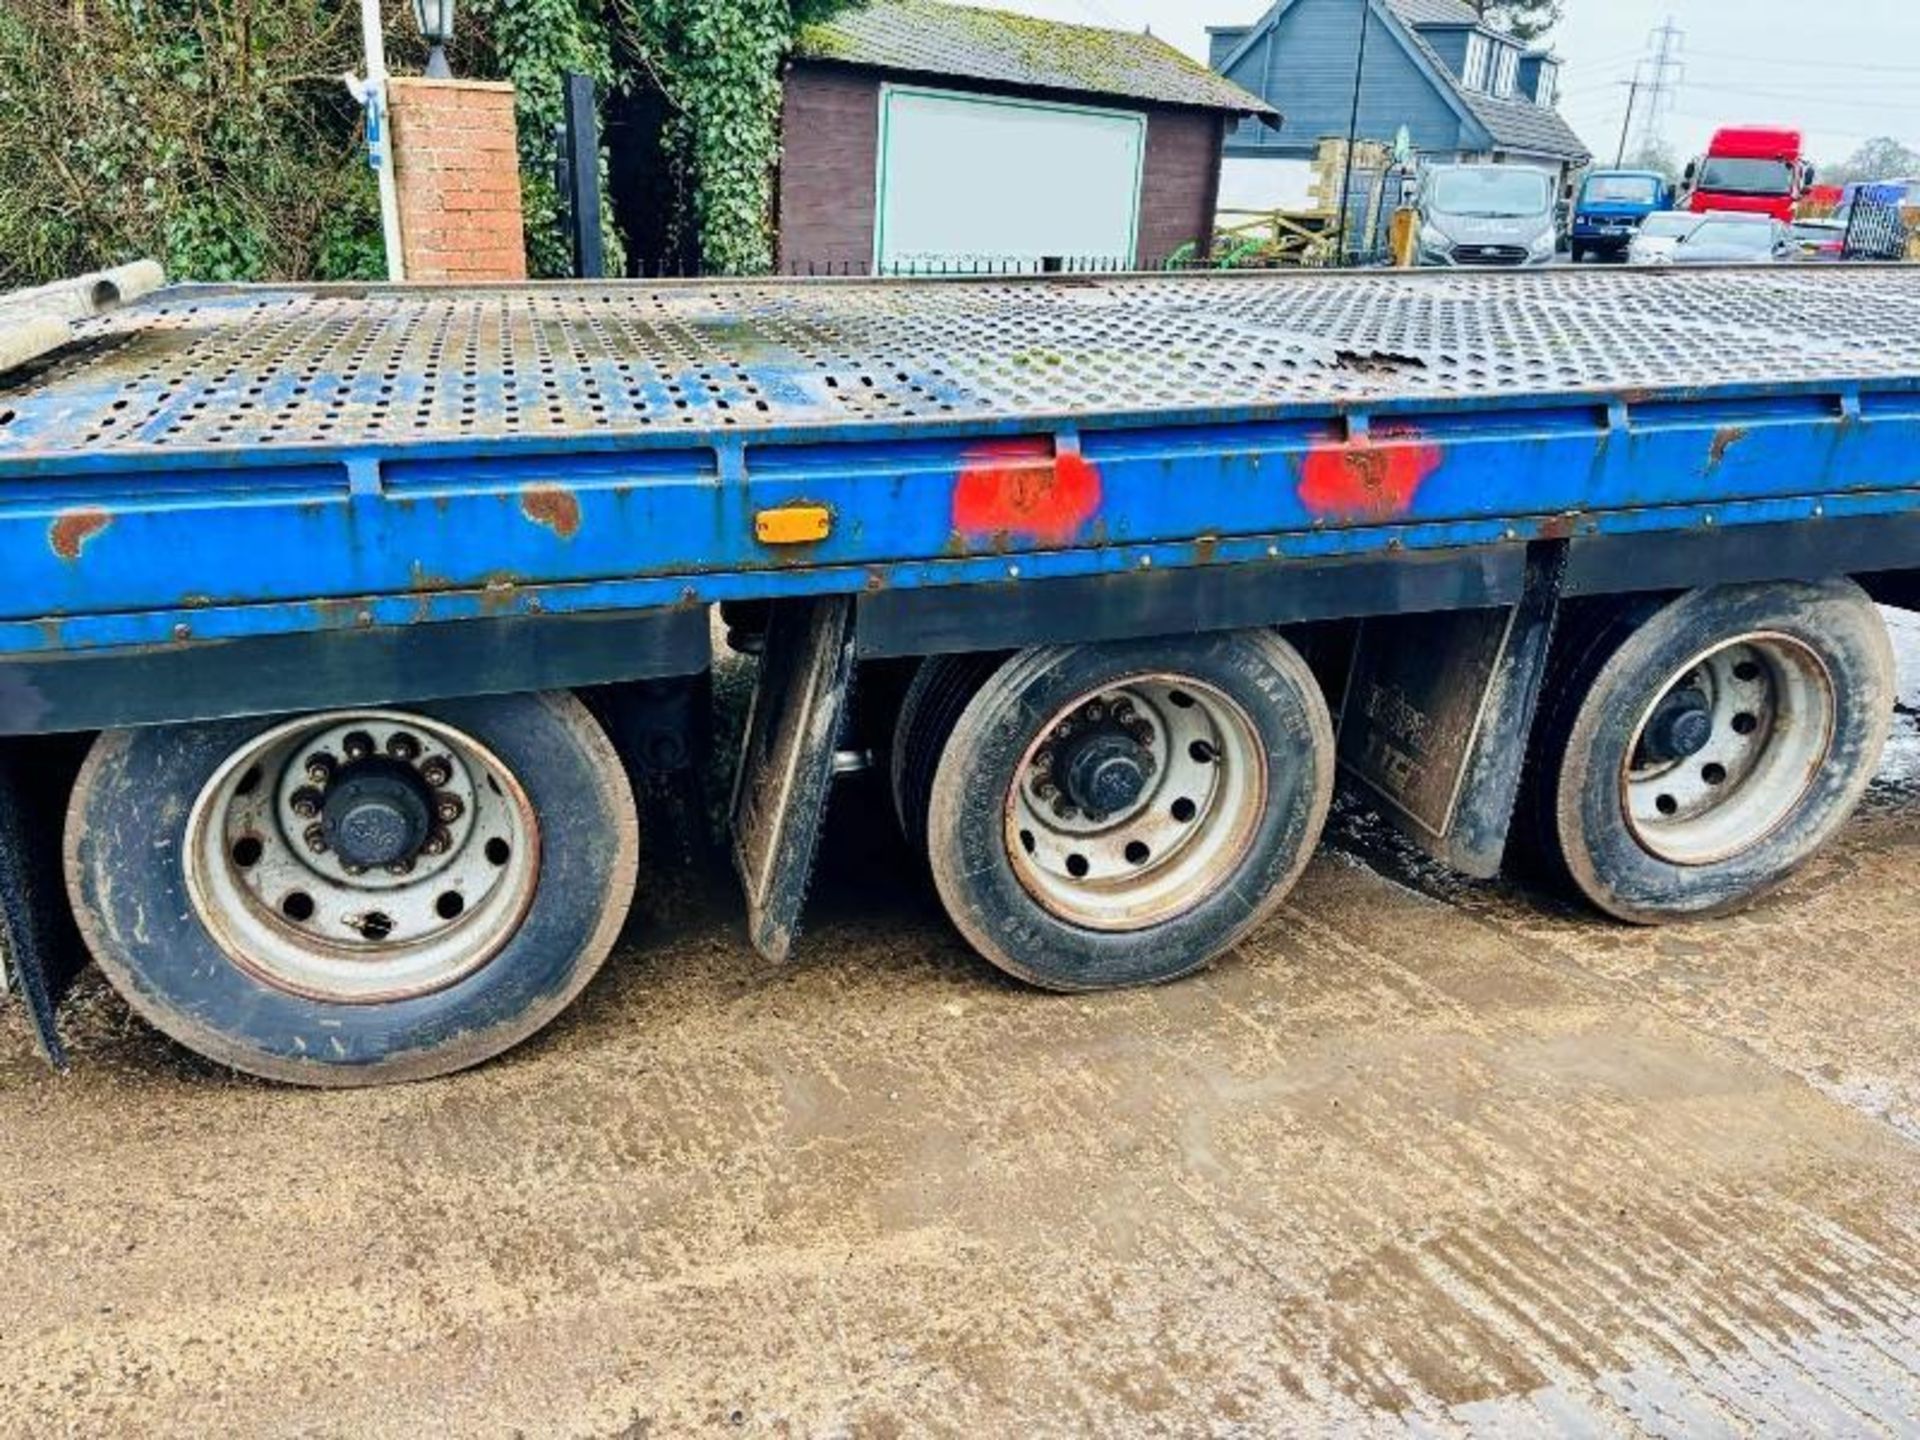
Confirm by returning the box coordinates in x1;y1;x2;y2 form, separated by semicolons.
1533;59;1559;106
1463;32;1491;91
1493;45;1520;98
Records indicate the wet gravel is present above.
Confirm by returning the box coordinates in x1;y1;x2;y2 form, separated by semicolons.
0;612;1914;1435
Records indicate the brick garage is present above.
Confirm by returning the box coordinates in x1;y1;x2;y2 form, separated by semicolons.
388;78;527;282
780;0;1278;273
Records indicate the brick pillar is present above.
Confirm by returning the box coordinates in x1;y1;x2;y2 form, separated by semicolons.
388;78;527;282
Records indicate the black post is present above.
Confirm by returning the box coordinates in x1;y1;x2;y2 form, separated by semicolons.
562;72;606;279
1614;76;1642;168
551;121;573;256
1336;0;1374;266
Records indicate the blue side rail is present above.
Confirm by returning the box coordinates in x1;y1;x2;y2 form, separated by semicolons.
1;269;1916;664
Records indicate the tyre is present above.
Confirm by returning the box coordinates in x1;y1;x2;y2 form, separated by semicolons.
1572;244;1590;264
1521;580;1895;924
890;652;1007;853
924;631;1335;992
65;693;639;1086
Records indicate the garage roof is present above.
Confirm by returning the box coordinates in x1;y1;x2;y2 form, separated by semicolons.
796;0;1282;119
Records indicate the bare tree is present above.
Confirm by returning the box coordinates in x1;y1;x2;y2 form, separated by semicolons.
1822;136;1920;186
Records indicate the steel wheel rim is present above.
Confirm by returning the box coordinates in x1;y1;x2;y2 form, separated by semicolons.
1620;633;1836;867
1004;675;1269;932
184;711;541;1004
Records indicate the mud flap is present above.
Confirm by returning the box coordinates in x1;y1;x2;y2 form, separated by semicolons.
730;597;857;962
1339;544;1564;878
0;737;90;1067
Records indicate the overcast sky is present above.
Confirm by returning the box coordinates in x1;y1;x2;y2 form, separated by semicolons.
950;0;1920;169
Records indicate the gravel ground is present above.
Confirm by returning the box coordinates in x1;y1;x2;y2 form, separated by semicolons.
0;611;1915;1436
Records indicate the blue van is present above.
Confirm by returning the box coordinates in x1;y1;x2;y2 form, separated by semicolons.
1571;170;1674;263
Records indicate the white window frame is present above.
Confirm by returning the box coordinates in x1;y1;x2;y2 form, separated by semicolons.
1533;59;1559;107
1493;45;1520;99
1463;33;1492;93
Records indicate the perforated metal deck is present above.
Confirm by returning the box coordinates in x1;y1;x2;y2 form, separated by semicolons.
5;267;1920;462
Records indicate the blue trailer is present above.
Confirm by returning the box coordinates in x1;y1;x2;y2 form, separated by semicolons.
2;265;1916;1085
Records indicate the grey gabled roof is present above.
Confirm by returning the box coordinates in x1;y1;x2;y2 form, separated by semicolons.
1216;0;1589;164
1385;3;1591;161
1455;87;1591;162
1386;0;1483;26
795;0;1280;118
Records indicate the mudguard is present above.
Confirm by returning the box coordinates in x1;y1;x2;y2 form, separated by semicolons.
0;736;90;1067
1339;544;1565;878
730;597;857;963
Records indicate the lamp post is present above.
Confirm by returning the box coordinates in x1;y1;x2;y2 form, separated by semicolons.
356;0;406;281
413;0;455;79
1335;0;1374;266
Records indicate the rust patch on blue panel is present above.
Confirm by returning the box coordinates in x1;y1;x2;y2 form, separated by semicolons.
521;485;582;540
48;508;111;562
1708;426;1748;468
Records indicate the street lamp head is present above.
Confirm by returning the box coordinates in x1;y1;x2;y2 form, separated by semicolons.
412;0;455;78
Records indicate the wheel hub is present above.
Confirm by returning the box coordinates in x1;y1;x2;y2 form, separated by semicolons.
1622;636;1837;868
1639;685;1713;764
1060;730;1153;819
184;712;541;1004
1006;677;1268;933
323;759;433;869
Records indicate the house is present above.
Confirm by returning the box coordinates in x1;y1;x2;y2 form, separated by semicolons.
781;0;1279;273
1208;0;1591;213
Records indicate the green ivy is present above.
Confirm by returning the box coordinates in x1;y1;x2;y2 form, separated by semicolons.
0;0;403;286
465;0;623;277
611;0;864;275
0;0;860;288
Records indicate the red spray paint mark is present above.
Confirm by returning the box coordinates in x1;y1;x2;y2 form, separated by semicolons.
953;441;1102;546
1297;430;1443;522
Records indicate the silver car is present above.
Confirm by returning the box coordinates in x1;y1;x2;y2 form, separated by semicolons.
1627;211;1704;265
1417;166;1559;267
1668;214;1795;266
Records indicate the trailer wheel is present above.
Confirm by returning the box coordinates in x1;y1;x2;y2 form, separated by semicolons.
64;694;638;1086
1524;580;1895;923
924;631;1334;991
890;652;1007;852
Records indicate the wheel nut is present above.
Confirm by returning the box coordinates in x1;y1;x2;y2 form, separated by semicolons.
290;787;324;820
1084;701;1106;722
303;823;329;854
1114;700;1135;723
1052;798;1077;820
342;731;375;761
386;732;421;762
304;754;336;786
435;795;464;824
421;758;453;788
422;828;452;856
1036;780;1059;801
1032;747;1054;774
385;858;415;877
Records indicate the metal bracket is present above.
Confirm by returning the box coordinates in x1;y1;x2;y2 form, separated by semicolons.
729;597;858;963
0;737;91;1067
1338;542;1566;878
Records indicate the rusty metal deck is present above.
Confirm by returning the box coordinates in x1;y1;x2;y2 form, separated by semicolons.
4;267;1920;463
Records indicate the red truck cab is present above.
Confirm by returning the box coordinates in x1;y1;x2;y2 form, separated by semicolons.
1683;127;1812;222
